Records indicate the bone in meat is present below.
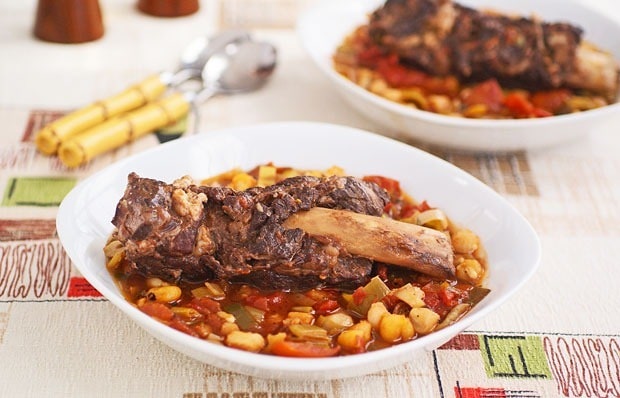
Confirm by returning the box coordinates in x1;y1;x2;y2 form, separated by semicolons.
368;0;619;99
111;173;454;291
283;207;454;279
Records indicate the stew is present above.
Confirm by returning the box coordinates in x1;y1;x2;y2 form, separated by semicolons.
105;164;490;357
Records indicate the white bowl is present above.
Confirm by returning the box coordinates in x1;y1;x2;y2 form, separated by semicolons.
297;0;620;152
56;122;540;380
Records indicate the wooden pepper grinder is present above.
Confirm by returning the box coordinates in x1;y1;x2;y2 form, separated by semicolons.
33;0;104;44
137;0;199;17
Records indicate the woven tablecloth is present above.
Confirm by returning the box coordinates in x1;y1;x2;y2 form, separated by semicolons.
1;1;619;397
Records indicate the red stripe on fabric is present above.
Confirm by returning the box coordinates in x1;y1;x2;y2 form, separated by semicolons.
455;387;507;398
439;333;480;350
67;277;102;297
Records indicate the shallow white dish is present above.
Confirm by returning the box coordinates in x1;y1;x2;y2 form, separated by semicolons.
57;122;540;380
297;0;620;152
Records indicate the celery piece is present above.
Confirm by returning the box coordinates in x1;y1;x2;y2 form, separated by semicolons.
223;303;256;331
244;305;265;323
192;283;225;299
316;313;354;334
345;276;390;317
288;324;329;341
204;282;225;298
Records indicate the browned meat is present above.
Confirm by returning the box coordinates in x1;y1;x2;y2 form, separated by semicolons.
112;173;389;290
368;0;456;75
368;0;617;96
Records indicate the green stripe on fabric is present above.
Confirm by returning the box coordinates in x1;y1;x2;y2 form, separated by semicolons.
2;177;77;207
479;334;552;379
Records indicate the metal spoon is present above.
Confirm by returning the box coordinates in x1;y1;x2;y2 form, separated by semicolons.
193;40;277;102
167;29;252;87
189;40;278;132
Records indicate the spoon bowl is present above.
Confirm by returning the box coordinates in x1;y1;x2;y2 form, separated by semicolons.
196;40;277;102
188;40;277;133
170;30;253;86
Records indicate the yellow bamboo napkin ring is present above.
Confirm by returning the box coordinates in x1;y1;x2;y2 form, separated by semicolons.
57;92;190;168
35;74;167;155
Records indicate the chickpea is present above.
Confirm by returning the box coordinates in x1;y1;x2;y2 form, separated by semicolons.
105;250;124;271
316;313;354;334
230;173;256;190
103;239;123;258
283;311;314;326
225;331;265;353
367;302;389;329
337;321;372;351
265;332;287;353
220;322;240;336
409;307;440;335
473;244;488;265
456;258;484;284
379;314;415;343
369;78;389;95
349;320;372;342
146;286;181;303
337;329;366;351
451;229;479;254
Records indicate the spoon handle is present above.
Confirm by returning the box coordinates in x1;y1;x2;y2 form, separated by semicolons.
56;92;190;168
34;74;168;155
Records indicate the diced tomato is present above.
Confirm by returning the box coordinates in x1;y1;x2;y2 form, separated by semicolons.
352;287;368;306
503;92;535;118
169;317;199;337
266;291;286;310
139;302;175;322
245;295;269;311
421;283;442;312
244;291;288;312
376;55;458;95
530;89;570;114
271;340;341;358
398;200;431;219
462;79;504;112
363;175;401;198
188;296;221;316
398;203;416;219
439;288;459;307
357;45;384;68
205;312;225;332
313;299;340;315
532;108;553;118
423;293;441;313
417;200;431;212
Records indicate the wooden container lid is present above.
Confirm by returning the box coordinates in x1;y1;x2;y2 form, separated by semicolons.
137;0;199;17
33;0;104;44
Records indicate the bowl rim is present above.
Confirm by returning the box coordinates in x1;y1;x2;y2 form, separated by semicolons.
56;121;542;378
296;0;620;130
